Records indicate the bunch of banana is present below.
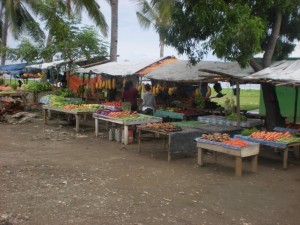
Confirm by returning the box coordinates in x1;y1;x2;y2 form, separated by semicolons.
168;87;177;96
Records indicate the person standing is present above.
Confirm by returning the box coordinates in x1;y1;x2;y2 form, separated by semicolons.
142;84;156;115
122;80;138;111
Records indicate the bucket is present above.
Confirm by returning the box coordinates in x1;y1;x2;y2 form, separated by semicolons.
121;129;134;144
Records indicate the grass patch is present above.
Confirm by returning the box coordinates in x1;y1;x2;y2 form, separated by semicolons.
210;88;260;111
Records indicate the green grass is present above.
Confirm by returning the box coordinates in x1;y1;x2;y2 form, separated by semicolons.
210;88;260;111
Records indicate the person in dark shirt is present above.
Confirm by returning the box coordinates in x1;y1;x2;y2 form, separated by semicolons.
122;80;138;111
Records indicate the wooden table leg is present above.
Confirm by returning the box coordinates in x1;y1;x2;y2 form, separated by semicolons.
251;155;258;173
283;148;288;170
124;125;129;145
95;118;98;137
167;135;171;162
138;130;141;153
75;115;80;132
214;152;218;164
293;145;300;159
235;157;243;176
43;109;48;124
197;148;204;166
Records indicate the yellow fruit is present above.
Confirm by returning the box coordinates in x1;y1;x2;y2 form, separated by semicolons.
142;84;145;93
102;80;106;89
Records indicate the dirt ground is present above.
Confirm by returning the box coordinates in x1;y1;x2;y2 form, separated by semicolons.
0;113;300;225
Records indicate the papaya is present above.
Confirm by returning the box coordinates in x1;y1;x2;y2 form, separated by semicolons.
112;78;116;89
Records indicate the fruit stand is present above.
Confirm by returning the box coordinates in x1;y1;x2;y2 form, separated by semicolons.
137;123;200;161
234;133;300;169
93;106;162;145
43;104;101;132
195;137;260;176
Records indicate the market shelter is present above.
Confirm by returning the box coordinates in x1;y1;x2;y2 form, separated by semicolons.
244;60;300;124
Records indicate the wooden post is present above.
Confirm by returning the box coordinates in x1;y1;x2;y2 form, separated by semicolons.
197;148;204;166
251;155;258;173
235;157;242;176
138;130;141;153
75;115;80;132
283;148;288;169
236;80;241;128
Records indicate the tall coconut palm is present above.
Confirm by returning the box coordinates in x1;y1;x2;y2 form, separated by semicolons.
104;0;119;62
0;0;45;65
133;0;174;57
40;0;108;47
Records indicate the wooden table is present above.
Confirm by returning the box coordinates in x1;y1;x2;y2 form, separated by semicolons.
234;135;300;169
93;113;162;145
196;140;260;176
42;105;95;132
137;127;200;162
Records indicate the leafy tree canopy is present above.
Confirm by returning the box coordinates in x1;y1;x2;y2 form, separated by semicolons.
165;0;300;68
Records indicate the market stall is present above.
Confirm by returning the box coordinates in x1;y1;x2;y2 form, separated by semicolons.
43;104;100;132
234;131;300;169
137;123;200;161
93;103;162;145
195;136;260;176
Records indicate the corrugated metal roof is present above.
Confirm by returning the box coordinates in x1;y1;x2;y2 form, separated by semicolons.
144;60;254;82
245;60;300;84
76;56;174;76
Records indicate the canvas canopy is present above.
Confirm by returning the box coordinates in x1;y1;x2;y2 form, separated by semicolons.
76;57;174;76
145;60;254;82
244;60;300;85
25;60;67;69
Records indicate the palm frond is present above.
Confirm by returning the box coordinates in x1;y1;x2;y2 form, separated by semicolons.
72;0;108;37
136;12;152;29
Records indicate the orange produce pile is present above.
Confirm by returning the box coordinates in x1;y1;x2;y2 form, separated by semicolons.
108;111;137;117
250;131;291;141
222;138;249;147
102;102;122;107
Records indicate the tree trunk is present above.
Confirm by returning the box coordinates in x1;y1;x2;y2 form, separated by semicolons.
66;0;71;18
1;13;8;65
263;12;282;68
261;83;285;130
110;0;118;62
159;35;164;58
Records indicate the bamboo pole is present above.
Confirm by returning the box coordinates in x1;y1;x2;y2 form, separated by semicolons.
236;80;241;128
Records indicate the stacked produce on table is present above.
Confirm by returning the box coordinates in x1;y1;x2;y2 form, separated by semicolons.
241;128;300;144
199;133;250;148
44;95;101;112
101;101;122;107
138;122;182;132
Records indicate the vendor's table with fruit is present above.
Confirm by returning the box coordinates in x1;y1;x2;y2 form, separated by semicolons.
93;113;162;145
42;105;98;132
195;137;260;176
234;134;300;169
137;123;200;162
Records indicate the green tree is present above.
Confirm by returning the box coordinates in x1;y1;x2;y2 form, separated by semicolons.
133;0;175;57
0;0;45;65
164;0;300;130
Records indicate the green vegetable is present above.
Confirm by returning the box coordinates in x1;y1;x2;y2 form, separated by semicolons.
22;81;52;93
226;113;247;121
241;127;258;136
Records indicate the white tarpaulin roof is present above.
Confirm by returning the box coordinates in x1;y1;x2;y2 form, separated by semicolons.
76;57;171;76
245;60;300;84
144;60;254;82
25;60;67;69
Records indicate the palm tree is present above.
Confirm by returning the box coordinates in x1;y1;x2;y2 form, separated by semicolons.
133;0;174;57
0;0;44;65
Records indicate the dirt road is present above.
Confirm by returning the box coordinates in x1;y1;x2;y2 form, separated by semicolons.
0;116;300;225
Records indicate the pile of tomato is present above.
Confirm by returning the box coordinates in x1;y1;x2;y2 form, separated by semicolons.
102;102;122;107
222;138;249;147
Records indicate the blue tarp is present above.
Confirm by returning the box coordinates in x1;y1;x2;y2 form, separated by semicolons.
0;63;28;76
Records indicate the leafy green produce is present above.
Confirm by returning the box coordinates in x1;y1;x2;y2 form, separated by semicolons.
54;88;76;97
22;81;52;93
241;127;258;136
277;136;300;144
226;113;247;121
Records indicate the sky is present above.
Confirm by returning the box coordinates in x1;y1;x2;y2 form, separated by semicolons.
7;0;218;64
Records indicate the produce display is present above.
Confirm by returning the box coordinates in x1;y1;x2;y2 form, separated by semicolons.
222;138;249;147
138;122;182;132
63;104;101;112
22;81;52;93
225;113;247;122
250;131;291;141
200;133;230;142
241;127;259;136
46;95;83;108
101;101;122;107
